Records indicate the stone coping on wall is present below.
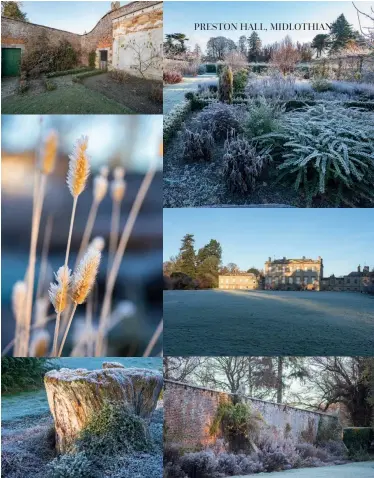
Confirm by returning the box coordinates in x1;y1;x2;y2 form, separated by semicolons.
164;379;334;417
1;1;163;38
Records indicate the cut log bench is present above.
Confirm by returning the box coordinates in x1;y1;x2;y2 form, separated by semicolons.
44;362;163;453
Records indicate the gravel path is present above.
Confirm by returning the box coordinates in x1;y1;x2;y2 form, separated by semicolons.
164;290;374;355
234;461;374;477
163;74;217;114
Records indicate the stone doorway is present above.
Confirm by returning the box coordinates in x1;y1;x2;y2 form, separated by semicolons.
99;50;108;70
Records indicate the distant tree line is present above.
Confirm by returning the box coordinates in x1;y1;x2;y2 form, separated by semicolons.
164;13;369;62
164;356;374;427
164;234;262;290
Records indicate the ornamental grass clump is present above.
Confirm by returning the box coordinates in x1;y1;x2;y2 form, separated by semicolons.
6;127;159;358
223;133;271;194
180;124;214;162
196;103;244;140
257;103;374;206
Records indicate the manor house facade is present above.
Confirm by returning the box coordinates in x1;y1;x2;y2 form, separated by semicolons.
218;272;259;290
264;256;323;291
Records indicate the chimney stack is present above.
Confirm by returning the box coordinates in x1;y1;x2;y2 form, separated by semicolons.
358;265;361;273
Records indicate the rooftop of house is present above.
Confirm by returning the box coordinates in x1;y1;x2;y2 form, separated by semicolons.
219;272;257;277
266;257;322;265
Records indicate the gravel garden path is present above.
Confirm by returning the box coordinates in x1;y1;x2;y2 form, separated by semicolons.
163;73;218;114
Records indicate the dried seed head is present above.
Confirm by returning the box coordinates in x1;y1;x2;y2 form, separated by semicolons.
40;130;58;175
49;266;72;314
29;330;50;357
67;135;90;197
93;173;108;203
71;248;101;305
113;166;125;180
90;236;105;252
12;281;27;324
159;142;163;157
34;297;50;328
111;178;126;203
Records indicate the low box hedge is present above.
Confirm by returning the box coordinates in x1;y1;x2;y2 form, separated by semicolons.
72;69;105;83
343;427;374;452
46;67;92;78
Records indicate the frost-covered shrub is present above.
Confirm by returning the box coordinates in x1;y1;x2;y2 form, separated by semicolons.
180;124;214;162
245;96;283;138
219;66;233;104
246;73;297;101
164;462;188;478
217;453;241;475
77;403;152;458
179;451;218;478
164;101;191;144
311;77;332;92
237;453;265;474
319;440;347;458
258;103;374;206
330;80;374;99
257;429;301;472
47;452;99;478
233;68;248;93
223;133;271;194
196;103;244;140
296;443;329;461
164;70;183;84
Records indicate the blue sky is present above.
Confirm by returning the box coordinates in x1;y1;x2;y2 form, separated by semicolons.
20;2;129;34
163;208;374;277
165;1;373;51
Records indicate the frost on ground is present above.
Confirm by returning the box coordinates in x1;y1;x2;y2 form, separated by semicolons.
1;402;163;478
164;290;374;356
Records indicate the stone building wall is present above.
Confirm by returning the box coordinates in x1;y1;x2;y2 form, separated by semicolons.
164;380;339;448
218;273;259;290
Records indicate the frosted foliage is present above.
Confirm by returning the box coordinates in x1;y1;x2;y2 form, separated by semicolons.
260;103;374;205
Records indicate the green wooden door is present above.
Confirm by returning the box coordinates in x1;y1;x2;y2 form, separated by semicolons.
2;48;21;76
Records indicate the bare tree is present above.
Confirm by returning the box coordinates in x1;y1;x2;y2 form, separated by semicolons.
121;35;161;78
224;50;247;71
163;357;207;382
353;2;374;45
271;36;301;75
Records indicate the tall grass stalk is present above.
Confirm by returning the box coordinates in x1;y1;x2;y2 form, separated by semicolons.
95;164;156;356
36;215;54;299
143;319;163;357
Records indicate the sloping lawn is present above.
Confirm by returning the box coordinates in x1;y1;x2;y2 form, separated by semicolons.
2;83;133;114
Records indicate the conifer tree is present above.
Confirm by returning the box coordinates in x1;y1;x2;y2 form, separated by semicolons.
178;233;196;278
330;14;355;52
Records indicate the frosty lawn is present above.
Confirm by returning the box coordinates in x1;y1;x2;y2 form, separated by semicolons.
164;290;374;355
1;83;132;114
234;461;374;477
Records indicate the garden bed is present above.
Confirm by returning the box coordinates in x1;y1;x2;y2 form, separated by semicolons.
82;72;163;114
163;73;374;208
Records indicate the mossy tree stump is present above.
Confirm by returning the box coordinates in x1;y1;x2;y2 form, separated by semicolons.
44;363;162;453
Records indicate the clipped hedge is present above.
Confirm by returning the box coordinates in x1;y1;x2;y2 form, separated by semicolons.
72;69;105;82
164;101;191;145
343;427;374;452
46;67;92;78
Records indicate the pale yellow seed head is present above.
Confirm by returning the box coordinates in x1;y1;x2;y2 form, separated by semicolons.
71;248;101;305
29;330;50;357
49;266;71;314
67;135;90;197
93;174;108;203
111;178;126;203
90;236;105;252
40;130;58;175
34;297;49;328
159;142;163;157
12;281;27;324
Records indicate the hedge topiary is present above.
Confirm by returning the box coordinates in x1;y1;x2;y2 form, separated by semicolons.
343;427;374;453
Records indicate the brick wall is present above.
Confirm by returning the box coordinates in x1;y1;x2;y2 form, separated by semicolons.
1;1;162;76
164;380;339;448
